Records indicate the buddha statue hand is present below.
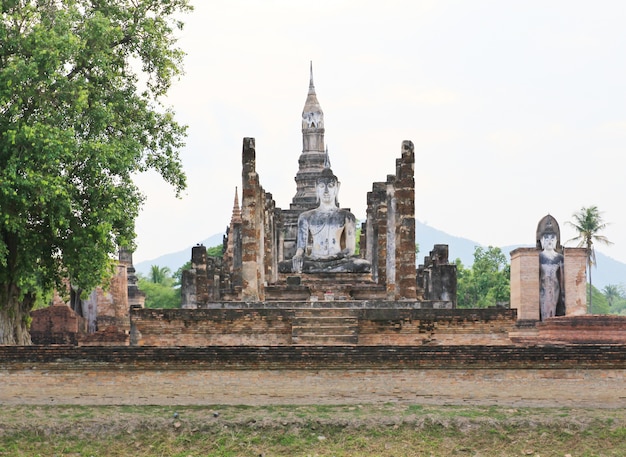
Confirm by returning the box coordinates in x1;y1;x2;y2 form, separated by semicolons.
292;248;305;273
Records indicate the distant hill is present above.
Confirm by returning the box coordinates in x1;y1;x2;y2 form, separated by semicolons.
135;233;223;277
136;221;625;290
415;220;478;267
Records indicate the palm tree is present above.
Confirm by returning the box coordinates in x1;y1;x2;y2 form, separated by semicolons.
567;206;612;313
149;265;172;285
603;284;625;313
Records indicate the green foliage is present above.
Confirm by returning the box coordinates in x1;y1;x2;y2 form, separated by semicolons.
173;260;191;286
589;284;609;314
207;244;223;257
604;284;626;315
139;265;178;308
567;206;612;266
456;246;510;309
149;265;172;286
0;0;191;343
138;278;179;309
354;225;362;256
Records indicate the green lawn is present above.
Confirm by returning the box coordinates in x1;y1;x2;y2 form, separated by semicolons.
1;404;625;456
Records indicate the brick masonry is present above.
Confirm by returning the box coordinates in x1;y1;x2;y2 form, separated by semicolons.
1;346;626;407
129;307;518;347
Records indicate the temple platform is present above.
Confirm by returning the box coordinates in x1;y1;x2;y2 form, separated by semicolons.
510;315;626;345
129;306;514;347
267;272;384;301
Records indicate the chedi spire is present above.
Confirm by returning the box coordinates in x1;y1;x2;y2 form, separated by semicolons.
291;62;330;210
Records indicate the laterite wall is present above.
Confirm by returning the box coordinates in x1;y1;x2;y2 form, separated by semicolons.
2;346;625;408
129;308;518;346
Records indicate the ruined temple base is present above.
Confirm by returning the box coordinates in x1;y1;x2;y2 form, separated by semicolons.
510;315;626;345
129;306;512;347
3;345;626;408
267;272;384;301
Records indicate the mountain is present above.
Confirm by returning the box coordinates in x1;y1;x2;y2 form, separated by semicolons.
562;250;625;290
136;221;625;290
415;220;478;267
135;233;223;277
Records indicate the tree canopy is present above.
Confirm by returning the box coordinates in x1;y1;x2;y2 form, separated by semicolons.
139;265;178;309
456;246;510;309
0;0;191;344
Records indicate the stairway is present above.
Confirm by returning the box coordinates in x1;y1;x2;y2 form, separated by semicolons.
291;308;359;345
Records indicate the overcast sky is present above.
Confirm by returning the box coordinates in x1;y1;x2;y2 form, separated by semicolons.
132;0;626;268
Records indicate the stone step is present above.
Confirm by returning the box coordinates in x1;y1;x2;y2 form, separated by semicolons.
292;317;359;327
293;308;359;318
291;334;358;346
291;308;360;345
292;326;358;337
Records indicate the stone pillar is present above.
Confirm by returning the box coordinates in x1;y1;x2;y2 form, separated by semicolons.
421;244;456;304
393;140;417;299
181;269;197;309
231;227;243;289
563;247;587;316
224;188;243;292
119;249;145;308
366;182;387;284
263;194;278;285
268;206;282;284
510;248;540;321
181;245;208;309
383;140;417;300
108;264;130;325
385;179;396;299
241;137;264;301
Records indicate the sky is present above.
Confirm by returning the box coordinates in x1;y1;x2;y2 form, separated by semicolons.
132;0;626;268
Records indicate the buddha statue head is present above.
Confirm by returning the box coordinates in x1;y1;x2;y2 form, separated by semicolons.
536;214;562;253
315;168;340;207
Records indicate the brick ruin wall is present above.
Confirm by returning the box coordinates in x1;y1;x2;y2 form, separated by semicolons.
129;307;518;347
2;345;626;408
182;139;451;306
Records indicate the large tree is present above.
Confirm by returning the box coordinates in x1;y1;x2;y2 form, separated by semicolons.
456;246;510;309
0;0;191;344
567;206;612;314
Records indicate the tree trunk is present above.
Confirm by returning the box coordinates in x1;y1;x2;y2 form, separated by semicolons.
588;263;593;314
0;283;34;345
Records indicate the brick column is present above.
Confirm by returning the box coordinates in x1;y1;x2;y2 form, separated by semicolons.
393;140;417;299
241;137;263;301
365;182;387;285
510;248;540;320
563;247;587;316
386;179;396;298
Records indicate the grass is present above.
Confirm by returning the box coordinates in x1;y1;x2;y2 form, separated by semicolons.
1;404;625;456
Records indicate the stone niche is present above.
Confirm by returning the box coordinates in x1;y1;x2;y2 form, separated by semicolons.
510;215;587;321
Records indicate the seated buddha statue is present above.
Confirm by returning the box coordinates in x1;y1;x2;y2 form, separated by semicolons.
283;168;371;274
